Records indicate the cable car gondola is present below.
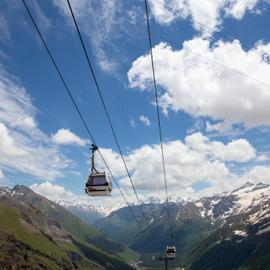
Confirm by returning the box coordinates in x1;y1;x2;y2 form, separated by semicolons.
166;246;176;258
85;144;112;196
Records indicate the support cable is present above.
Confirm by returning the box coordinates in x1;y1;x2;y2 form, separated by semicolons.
143;0;173;242
65;0;150;225
21;0;140;224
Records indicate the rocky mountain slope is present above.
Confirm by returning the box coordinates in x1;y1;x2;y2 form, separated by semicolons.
0;185;137;270
187;182;270;270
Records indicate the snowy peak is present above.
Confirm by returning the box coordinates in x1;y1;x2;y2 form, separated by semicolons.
0;186;11;196
55;182;270;222
0;185;35;199
232;181;270;194
194;182;270;224
55;199;125;217
232;181;255;193
233;182;270;212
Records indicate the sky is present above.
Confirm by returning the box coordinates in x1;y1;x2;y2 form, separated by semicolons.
1;0;270;208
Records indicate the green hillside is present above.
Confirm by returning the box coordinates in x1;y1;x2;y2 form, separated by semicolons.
0;185;137;270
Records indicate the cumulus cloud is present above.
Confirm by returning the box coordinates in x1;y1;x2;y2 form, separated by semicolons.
0;67;69;180
95;147;126;177
139;115;151;126
30;136;270;201
30;181;76;201
94;133;257;197
128;38;270;129
148;0;269;37
52;128;88;146
185;132;256;162
242;166;270;183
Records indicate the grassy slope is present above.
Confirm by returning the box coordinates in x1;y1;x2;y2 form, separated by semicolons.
0;205;66;259
0;206;75;270
47;203;139;263
0;202;135;270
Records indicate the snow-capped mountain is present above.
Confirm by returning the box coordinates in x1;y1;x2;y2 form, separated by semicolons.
54;199;127;224
2;181;269;228
194;181;270;225
56;181;270;227
55;199;125;217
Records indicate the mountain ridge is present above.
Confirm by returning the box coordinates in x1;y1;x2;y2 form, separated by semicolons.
52;181;270;226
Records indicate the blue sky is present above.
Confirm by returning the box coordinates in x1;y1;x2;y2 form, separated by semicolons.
1;0;270;206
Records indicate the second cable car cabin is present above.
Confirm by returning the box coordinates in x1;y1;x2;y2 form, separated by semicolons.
85;144;112;196
166;246;176;258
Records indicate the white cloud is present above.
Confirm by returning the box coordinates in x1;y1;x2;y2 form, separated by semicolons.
224;0;262;19
0;16;10;41
148;0;269;37
0;122;69;180
185;132;256;162
128;38;270;129
94;133;256;198
95;148;126;177
30;1;52;32
257;154;269;161
52;128;88;146
0;170;4;180
130;119;136;128
0;68;37;132
30;181;76;201
139;115;151;126
206;121;232;133
0;1;51;43
242;166;270;183
0;122;26;156
0;67;69;180
30;134;269;201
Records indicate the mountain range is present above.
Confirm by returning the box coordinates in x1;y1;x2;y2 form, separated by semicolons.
1;182;270;269
93;181;270;269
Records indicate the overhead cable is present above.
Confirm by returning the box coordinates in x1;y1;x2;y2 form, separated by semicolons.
21;0;140;224
65;0;150;226
143;0;173;241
